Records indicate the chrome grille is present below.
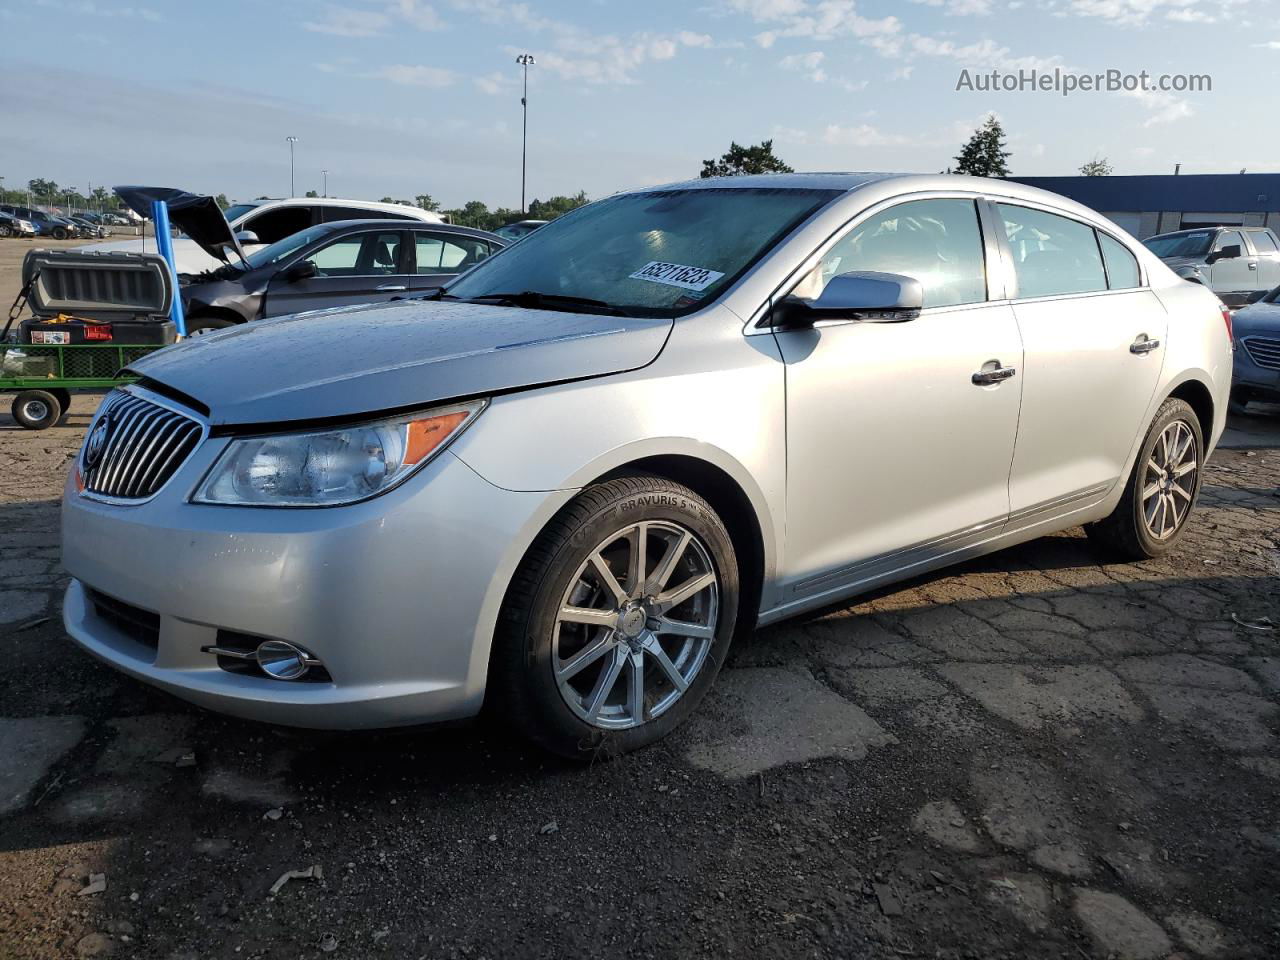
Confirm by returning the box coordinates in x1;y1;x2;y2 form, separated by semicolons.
1242;336;1280;371
81;391;203;500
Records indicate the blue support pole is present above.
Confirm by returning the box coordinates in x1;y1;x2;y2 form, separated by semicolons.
151;200;187;337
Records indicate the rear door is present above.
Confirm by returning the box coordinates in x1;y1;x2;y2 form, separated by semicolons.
410;231;496;292
1246;230;1280;292
996;202;1167;520
263;229;410;317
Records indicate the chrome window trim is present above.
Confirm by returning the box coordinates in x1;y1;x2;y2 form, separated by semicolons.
78;384;210;507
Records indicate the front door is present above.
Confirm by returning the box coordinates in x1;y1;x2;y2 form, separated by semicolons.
777;197;1023;601
264;230;409;318
1208;230;1255;302
995;203;1167;518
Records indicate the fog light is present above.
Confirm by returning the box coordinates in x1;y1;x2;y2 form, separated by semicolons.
255;640;312;680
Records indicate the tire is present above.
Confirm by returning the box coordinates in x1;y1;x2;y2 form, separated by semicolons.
49;388;72;420
491;475;739;759
51;227;68;240
185;316;237;337
11;390;62;430
1087;398;1204;561
0;223;11;238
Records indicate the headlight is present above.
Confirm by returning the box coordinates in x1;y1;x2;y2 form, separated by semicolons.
193;400;485;507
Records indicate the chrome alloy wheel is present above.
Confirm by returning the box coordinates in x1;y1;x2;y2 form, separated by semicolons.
552;521;719;730
1142;419;1199;541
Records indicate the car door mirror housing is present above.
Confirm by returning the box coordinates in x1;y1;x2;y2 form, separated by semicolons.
1208;244;1242;264
235;230;260;246
284;260;317;283
773;271;924;329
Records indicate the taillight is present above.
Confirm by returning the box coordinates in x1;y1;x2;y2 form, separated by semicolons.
1221;305;1233;342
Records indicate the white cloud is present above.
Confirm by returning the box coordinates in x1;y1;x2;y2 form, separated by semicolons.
365;64;457;87
1064;0;1244;26
910;0;993;16
32;0;162;20
305;6;392;36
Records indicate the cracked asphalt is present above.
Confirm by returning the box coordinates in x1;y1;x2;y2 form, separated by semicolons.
0;393;1277;960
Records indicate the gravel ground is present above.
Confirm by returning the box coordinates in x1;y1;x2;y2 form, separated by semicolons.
0;394;1276;959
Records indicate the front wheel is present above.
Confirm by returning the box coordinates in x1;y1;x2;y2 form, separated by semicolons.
1087;398;1204;560
491;476;739;759
184;316;237;337
0;223;11;238
51;227;68;240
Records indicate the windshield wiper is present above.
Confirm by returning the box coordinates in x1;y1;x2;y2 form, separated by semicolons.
464;291;631;316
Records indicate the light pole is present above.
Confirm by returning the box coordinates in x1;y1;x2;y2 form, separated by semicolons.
516;54;535;213
286;136;299;196
322;169;329;198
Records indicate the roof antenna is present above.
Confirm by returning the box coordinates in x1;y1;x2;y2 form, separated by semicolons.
1173;163;1181;175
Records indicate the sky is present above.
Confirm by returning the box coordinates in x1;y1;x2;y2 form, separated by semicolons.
0;0;1276;210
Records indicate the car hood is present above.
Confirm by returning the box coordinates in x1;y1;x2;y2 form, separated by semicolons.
1232;300;1280;336
114;186;246;265
1158;255;1208;272
128;299;674;427
79;236;233;275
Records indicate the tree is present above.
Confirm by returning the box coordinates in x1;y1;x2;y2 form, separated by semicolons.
379;196;394;204
527;191;588;220
700;140;793;178
1079;156;1113;177
304;189;319;198
953;116;1011;178
214;193;230;211
415;193;441;212
28;178;59;200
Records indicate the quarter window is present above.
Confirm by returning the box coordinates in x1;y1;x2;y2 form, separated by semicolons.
998;204;1107;299
1098;233;1141;290
801;198;988;309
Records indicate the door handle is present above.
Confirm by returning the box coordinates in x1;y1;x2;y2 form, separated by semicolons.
1248;262;1258;270
376;284;408;292
1130;336;1161;355
972;364;1017;386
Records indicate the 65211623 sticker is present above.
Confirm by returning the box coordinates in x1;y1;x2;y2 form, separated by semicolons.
629;261;726;292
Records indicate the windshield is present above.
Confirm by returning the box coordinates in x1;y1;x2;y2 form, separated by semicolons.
1144;231;1213;259
241;224;333;271
446;187;841;316
222;203;259;225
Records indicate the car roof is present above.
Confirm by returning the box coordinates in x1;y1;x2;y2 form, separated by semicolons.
304;218;504;242
236;197;444;222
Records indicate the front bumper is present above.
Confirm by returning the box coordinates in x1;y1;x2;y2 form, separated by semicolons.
1234;339;1280;399
61;421;562;730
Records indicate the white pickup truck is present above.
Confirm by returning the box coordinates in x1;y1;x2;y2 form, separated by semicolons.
1144;226;1280;307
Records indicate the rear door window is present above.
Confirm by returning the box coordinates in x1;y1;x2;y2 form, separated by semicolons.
998;204;1107;299
1248;231;1278;253
415;232;493;273
1098;233;1141;290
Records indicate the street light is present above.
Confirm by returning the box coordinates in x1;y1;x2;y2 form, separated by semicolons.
286;136;299;197
516;54;535;213
322;169;329;198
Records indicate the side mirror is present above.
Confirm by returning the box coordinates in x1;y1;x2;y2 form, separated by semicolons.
1209;244;1242;264
235;230;260;246
773;271;924;329
284;260;317;283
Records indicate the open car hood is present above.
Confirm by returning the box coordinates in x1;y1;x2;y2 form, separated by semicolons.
126;298;675;427
114;186;245;266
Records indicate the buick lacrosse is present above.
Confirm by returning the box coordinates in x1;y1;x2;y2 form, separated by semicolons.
62;174;1233;757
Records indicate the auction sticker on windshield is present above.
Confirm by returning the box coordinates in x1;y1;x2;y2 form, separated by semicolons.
629;261;725;292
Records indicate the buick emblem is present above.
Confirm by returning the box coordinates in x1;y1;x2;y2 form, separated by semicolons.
84;418;111;468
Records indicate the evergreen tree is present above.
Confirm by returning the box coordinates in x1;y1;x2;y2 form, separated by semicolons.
700;140;794;178
954;116;1011;178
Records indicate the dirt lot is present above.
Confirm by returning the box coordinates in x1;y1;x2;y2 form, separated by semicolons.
0;246;1278;958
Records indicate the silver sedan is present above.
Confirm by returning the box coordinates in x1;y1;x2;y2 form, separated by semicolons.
61;173;1234;757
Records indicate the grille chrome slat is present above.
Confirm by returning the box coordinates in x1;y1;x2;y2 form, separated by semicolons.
81;391;204;501
1243;336;1280;371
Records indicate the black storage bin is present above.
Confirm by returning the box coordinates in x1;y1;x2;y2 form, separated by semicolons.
19;318;177;346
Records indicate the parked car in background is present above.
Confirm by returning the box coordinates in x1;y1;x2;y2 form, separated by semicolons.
1144;226;1280;307
89;193;447;273
1229;285;1280;411
69;216;109;239
60;173;1232;758
494;219;548;242
181;220;504;334
0;205;80;239
0;211;36;239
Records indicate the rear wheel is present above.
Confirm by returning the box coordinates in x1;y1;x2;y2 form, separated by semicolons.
1087;398;1203;560
491;475;739;759
11;390;62;430
0;223;11;238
